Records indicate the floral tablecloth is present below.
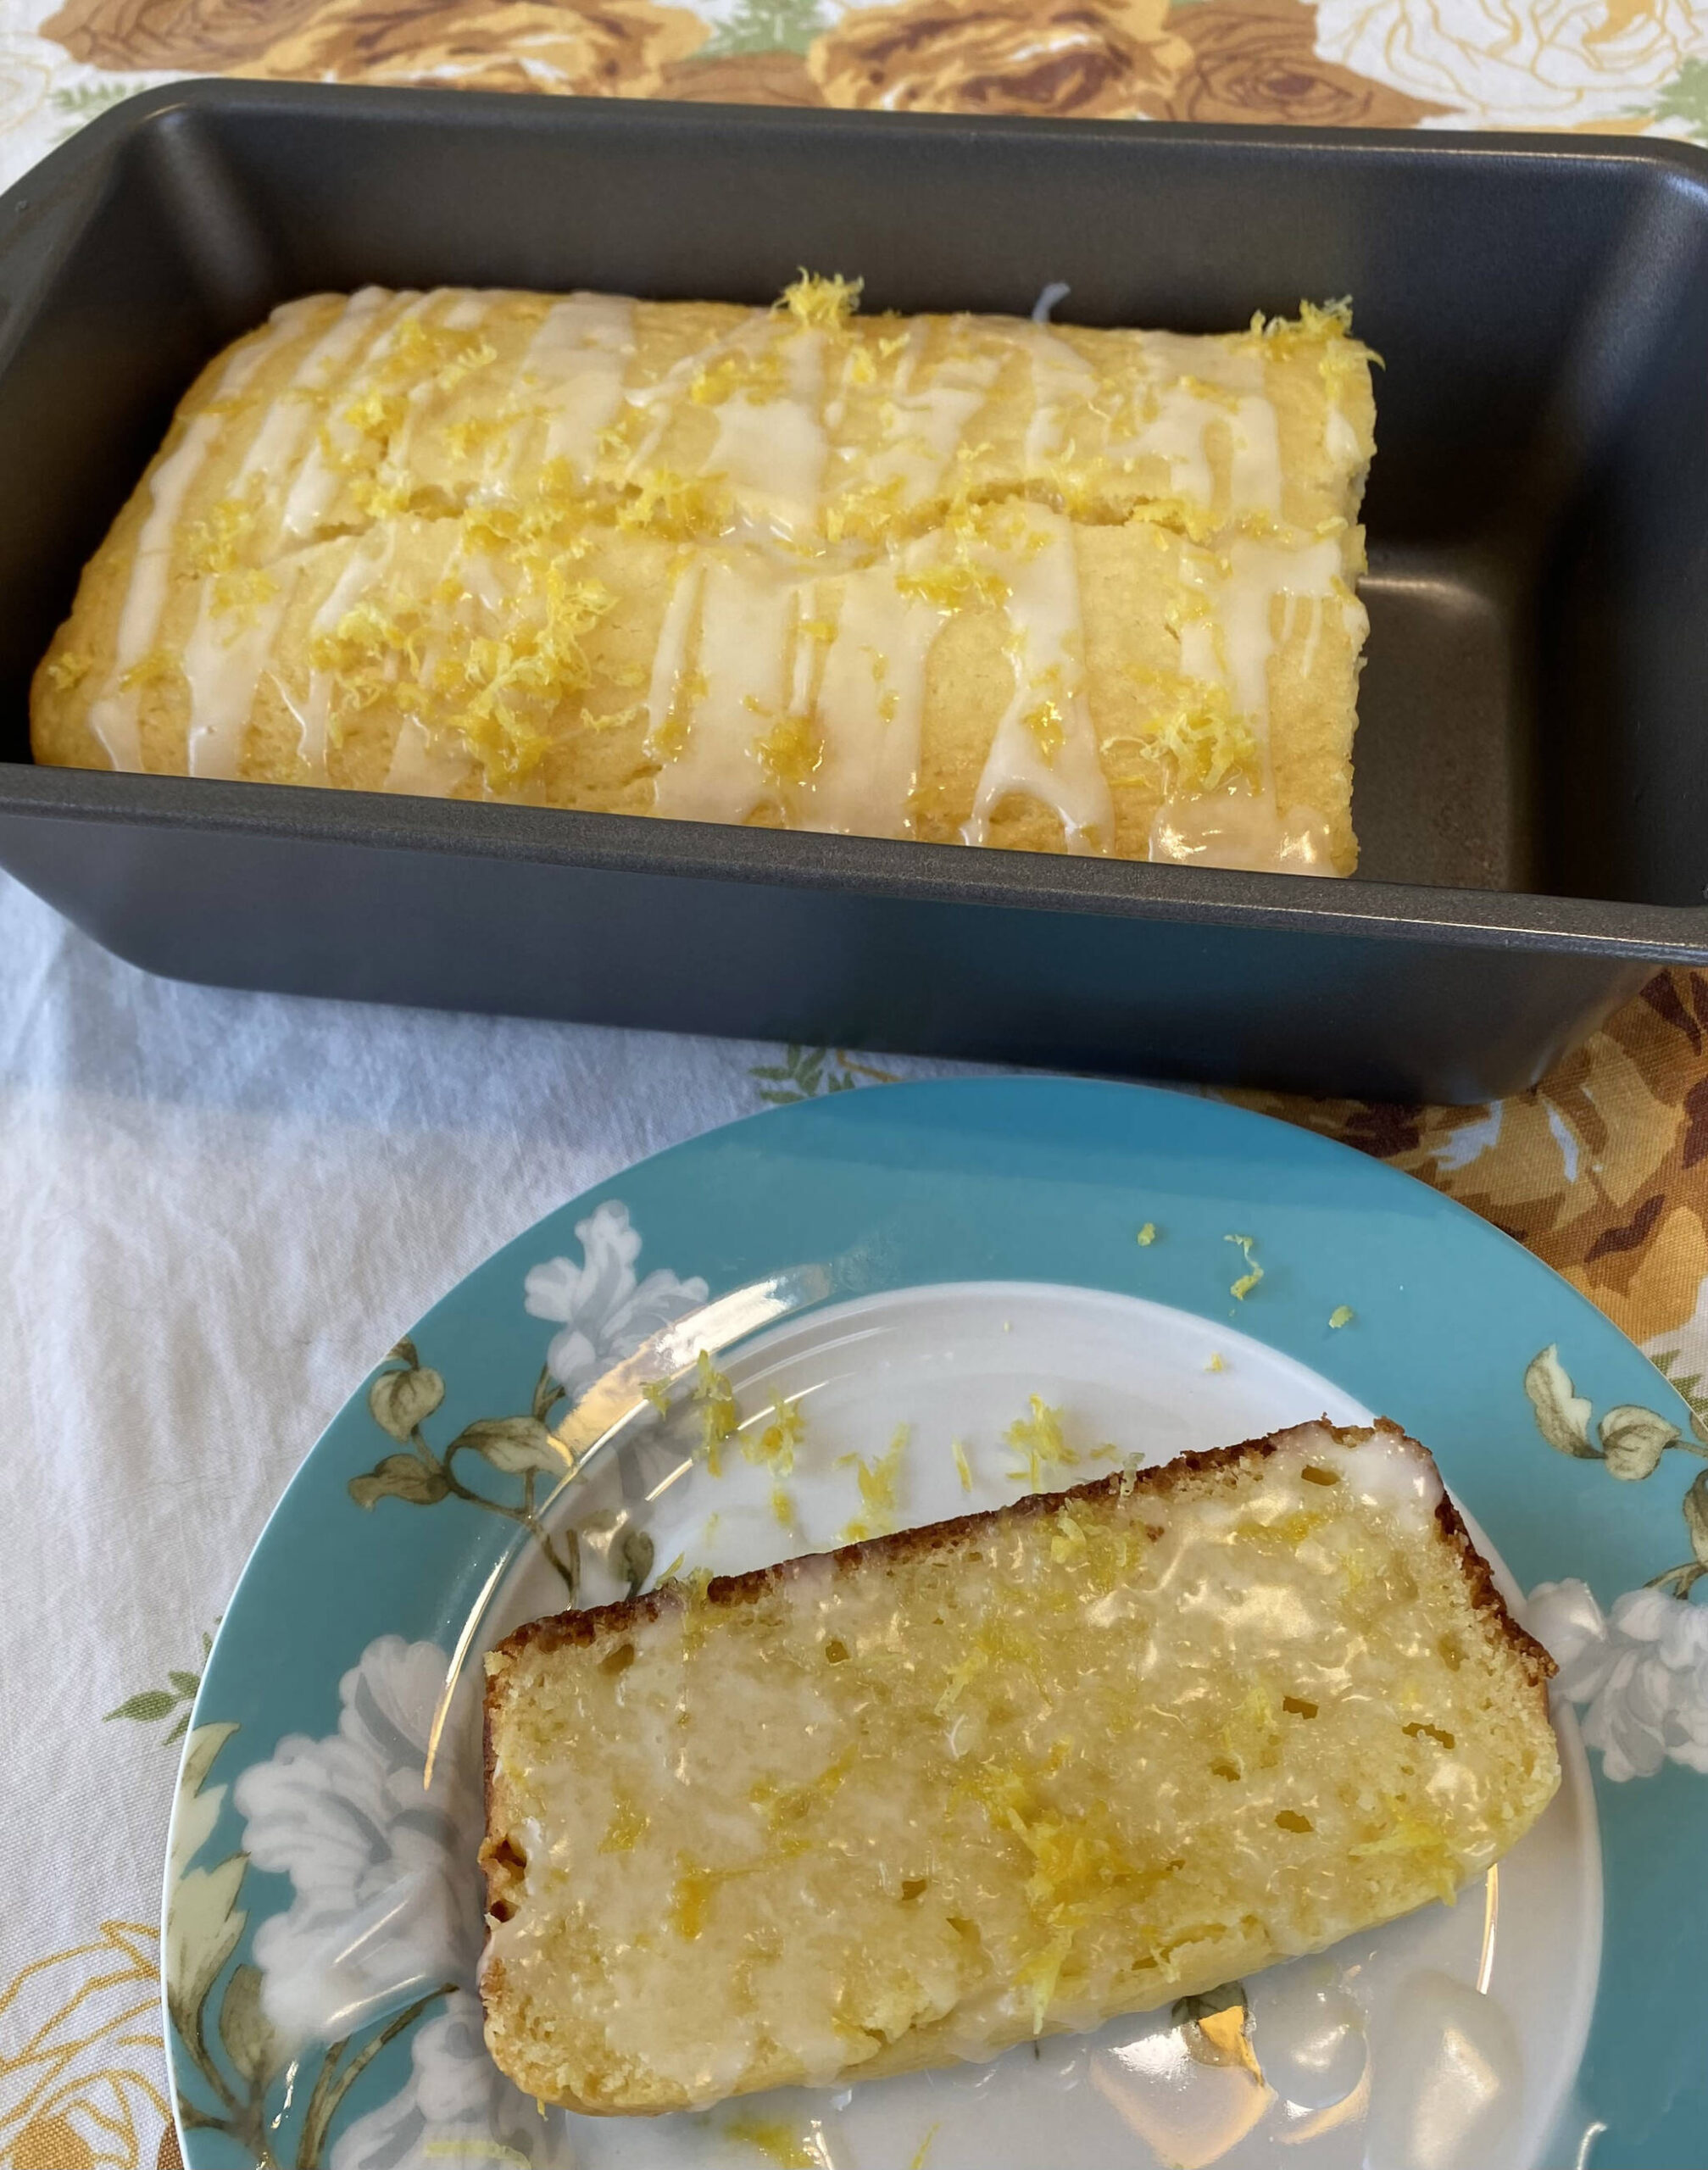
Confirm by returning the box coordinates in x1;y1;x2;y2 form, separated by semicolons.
6;8;1708;2167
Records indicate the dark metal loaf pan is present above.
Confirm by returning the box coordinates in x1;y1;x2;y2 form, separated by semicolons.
0;82;1704;1103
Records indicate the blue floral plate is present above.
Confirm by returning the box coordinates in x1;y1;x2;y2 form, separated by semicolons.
164;1077;1708;2170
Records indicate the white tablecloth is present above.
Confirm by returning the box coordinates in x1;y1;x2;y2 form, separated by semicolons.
0;863;957;2170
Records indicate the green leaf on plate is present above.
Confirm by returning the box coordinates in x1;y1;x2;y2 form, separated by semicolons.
1600;1405;1679;1482
1683;1468;1708;1566
369;1365;445;1441
1524;1346;1600;1459
218;1961;282;2087
453;1416;564;1476
349;1452;452;1509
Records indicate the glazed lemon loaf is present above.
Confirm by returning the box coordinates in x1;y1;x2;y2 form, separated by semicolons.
33;281;1376;873
480;1420;1557;2114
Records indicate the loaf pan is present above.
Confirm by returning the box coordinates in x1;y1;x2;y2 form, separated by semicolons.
0;81;1703;1103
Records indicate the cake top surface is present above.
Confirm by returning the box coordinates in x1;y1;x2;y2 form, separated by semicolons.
37;280;1376;871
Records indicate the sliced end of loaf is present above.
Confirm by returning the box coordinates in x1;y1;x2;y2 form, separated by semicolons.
480;1421;1558;2113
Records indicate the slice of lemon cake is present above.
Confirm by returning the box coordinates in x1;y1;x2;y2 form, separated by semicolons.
479;1420;1557;2114
32;281;1375;873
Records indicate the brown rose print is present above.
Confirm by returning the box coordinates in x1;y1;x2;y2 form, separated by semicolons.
1159;0;1448;125
231;0;708;96
659;50;821;101
42;0;325;70
1233;968;1708;1357
808;0;1191;117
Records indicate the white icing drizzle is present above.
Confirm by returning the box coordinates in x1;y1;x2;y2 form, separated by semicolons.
708;327;828;540
1149;534;1352;874
387;291;497;482
863;333;1001;511
1227;396;1283;520
441;293;490;331
650;555;796;824
644;558;705;756
1023;326;1099;471
620;314;769;477
889;319;927;399
1121;333;1283;522
1131;387;1218;505
963;508;1113;853
183;585;297;780
281;291;431;541
799;557;941;837
1150;792;1338;874
1142;329;1265;397
383;711;474;797
248;288;389;487
1216;535;1347;732
181;292;394;780
787;595;820;720
83;308;307;770
516;292;636;479
292;531;397;776
1325;401;1361;469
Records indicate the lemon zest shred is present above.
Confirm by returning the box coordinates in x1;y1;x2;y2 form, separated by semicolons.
1109;667;1260;797
1226;1232;1264;1302
777;270;863;332
748;1395;805;1476
598;1795;648;1855
952;1438;974;1493
722;2116;819;2167
118;647;181;695
618;466;732;541
847;1422;909;1533
1329;1305;1355;1329
581;700;644;735
183;488;263;578
1137;1221;1158;1246
691;1349;740;1477
43;648;93;693
754;711;823;792
935;1644;988;1714
1004;1395;1077;1491
211;565;280;623
1023;698;1065;758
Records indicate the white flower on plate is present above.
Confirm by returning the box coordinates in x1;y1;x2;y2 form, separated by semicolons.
525;1198;709;1399
330;1995;577;2170
1528;1577;1708;1781
1311;0;1705;128
233;1635;484;2042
